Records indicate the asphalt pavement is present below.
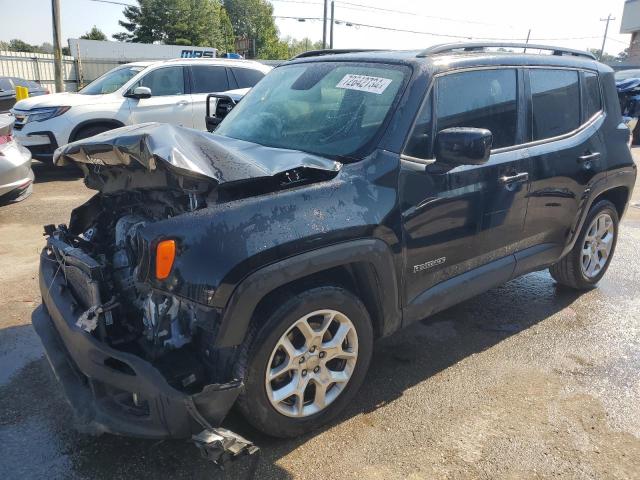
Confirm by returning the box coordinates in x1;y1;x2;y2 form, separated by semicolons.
0;157;639;479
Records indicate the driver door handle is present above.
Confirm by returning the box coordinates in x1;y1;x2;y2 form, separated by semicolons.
176;100;189;106
578;152;601;163
499;172;529;185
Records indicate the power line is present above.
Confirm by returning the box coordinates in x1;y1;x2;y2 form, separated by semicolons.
335;1;511;28
86;0;136;6
275;16;604;42
271;0;323;4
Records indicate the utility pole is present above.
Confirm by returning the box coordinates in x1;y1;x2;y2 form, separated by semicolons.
51;0;63;92
599;13;615;61
330;1;335;49
322;0;328;49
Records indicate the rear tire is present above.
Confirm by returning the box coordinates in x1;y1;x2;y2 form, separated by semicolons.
235;286;373;438
549;200;619;290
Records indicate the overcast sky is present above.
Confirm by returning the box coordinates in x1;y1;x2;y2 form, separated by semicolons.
0;0;630;56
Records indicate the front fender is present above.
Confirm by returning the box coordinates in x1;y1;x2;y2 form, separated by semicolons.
137;150;403;318
215;238;401;347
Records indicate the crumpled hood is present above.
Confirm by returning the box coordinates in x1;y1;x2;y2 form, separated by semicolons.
54;122;341;184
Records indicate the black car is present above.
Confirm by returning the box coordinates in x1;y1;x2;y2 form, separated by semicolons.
0;77;48;113
32;43;636;459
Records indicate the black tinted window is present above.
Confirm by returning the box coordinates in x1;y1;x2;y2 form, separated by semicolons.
405;94;432;158
231;68;264;88
191;65;229;93
584;72;602;119
138;67;185;96
0;78;12;91
436;69;518;149
530;69;580;140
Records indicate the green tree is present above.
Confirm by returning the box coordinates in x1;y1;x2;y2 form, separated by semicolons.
81;26;108;41
113;0;230;49
113;0;172;43
7;39;36;52
284;36;322;58
587;48;617;63
223;0;288;59
218;6;236;54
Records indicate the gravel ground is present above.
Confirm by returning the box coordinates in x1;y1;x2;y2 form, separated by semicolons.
0;156;639;480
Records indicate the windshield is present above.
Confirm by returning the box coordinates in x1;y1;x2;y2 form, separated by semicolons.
615;69;640;81
79;66;145;95
215;62;408;158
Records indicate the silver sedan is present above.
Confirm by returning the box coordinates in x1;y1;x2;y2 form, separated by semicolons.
0;114;33;203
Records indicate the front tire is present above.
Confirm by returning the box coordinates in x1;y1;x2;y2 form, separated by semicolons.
235;286;373;438
549;200;619;289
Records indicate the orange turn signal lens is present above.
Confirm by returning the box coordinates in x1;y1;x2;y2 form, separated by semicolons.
155;239;176;280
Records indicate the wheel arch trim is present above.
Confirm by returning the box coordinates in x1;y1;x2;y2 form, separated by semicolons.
69;118;126;142
562;170;635;258
215;239;402;348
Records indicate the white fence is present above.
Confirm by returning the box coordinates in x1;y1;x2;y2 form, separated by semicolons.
0;51;131;92
1;50;283;94
0;51;78;92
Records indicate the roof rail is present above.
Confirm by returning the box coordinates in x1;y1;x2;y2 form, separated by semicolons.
291;49;381;60
417;42;596;60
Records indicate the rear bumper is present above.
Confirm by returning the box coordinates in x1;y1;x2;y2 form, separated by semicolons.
0;141;33;199
34;248;241;439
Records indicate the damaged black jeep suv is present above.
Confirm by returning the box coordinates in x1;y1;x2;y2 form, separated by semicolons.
33;43;636;445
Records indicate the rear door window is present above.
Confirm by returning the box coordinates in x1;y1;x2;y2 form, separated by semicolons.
231;68;265;88
191;65;230;93
435;69;518;149
583;71;602;120
529;69;580;140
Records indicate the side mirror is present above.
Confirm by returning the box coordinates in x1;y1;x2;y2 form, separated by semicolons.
435;127;492;166
205;93;238;132
127;86;152;99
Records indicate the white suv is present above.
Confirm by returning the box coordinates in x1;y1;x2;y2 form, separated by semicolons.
11;58;271;161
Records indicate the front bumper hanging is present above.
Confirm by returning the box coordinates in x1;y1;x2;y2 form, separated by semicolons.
33;235;258;466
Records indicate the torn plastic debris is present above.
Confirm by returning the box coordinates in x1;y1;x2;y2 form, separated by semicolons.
75;300;118;333
192;428;260;473
53;122;341;184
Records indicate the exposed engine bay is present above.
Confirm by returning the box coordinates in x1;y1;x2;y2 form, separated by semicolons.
46;186;221;394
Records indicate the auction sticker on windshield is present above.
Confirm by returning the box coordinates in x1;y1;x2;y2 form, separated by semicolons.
336;74;393;94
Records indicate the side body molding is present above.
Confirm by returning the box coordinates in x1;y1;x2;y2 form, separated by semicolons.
215;239;402;348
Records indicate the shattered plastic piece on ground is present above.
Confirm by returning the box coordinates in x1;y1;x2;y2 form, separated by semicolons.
193;428;260;475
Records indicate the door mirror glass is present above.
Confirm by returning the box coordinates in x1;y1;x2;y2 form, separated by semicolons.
129;86;152;99
435;127;492;166
205;93;238;132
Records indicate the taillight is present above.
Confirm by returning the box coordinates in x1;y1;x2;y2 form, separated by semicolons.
155;239;176;280
0;134;12;145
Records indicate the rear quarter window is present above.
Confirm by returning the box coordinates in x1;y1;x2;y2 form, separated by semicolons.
530;69;580;141
583;72;602;120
